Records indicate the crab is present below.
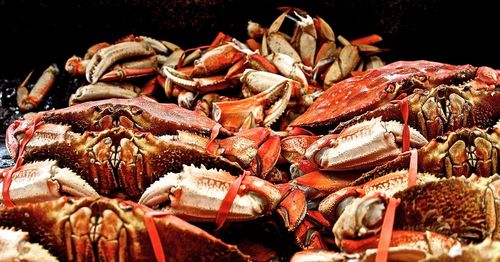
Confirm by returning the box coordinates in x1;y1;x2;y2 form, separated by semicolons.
16;65;59;112
0;197;250;261
318;170;440;224
3;97;289;201
333;82;500;140
292;166;500;261
290;236;500;262
249;7;386;88
212;78;293;132
355;125;500;184
290;60;497;132
301;172;499;261
62;35;184;104
332;175;500;245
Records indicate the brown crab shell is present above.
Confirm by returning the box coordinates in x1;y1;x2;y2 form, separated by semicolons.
393;177;500;243
0;197;250;261
22;96;230;136
332;83;500;140
353;126;500;185
11;124;243;199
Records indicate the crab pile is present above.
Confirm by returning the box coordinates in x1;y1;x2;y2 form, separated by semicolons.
2;7;500;262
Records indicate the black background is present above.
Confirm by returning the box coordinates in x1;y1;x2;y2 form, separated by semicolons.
0;0;499;79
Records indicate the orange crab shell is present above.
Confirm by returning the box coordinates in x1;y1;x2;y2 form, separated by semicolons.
290;60;475;130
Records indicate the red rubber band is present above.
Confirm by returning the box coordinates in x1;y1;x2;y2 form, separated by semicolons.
375;197;400;262
407;149;418;188
2;113;43;207
215;170;250;231
401;99;410;153
144;211;169;262
351;34;383;45
206;123;222;154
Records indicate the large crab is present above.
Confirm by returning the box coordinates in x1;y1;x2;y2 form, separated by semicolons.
354;125;500;185
0;197;250;261
333;82;500;140
332;175;500;246
2;97;290;201
290;60;499;133
1;97;304;260
303;163;500;261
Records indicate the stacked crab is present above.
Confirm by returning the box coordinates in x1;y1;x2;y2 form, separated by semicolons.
17;8;386;132
281;60;500;260
3;6;500;262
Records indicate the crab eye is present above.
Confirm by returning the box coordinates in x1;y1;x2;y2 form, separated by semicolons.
385;83;396;93
131;106;143;115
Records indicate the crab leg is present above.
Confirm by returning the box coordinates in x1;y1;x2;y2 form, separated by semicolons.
65;55;88;76
213;80;292;131
162;66;238;93
86;41;155;84
323;44;360;87
17;65;59;112
68;82;141;105
190;43;244;77
290;11;317;67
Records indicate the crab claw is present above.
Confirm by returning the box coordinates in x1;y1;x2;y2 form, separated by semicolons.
17;65;59;112
162;66;238;94
332;192;388;246
1;160;98;206
0;227;58;262
86;41;155;84
213;80;292;131
281;135;320;164
68;82;141;105
306;118;428;171
269;53;309;87
65;55;88;76
240;69;290;94
191;43;245;77
139;164;281;222
275;183;307;232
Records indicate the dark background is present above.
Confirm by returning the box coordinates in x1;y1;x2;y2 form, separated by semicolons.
0;0;499;79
